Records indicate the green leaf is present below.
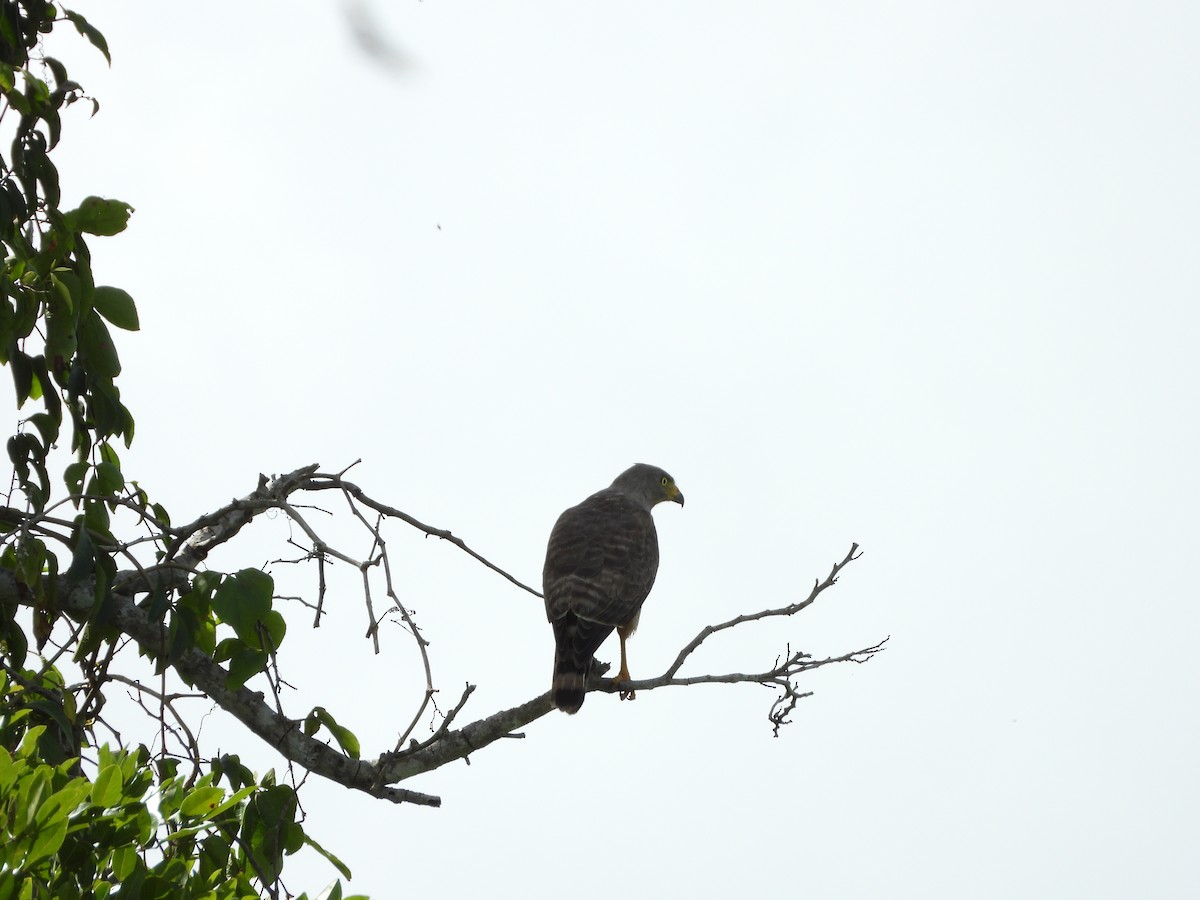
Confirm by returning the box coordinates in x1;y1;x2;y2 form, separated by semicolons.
43;552;59;625
304;832;353;880
64;11;112;64
192;783;256;823
92;286;138;331
225;647;268;690
82;498;110;541
15;533;47;594
94;460;123;493
2;621;27;669
27;699;75;753
34;778;90;829
45;287;78;372
24;816;67;868
166;606;202;671
302;707;360;759
91;763;124;808
63;522;95;582
21;71;50;105
86;377;135;445
213;754;255;792
77;309;120;377
194;615;216;658
150;502;170;527
3;179;27;225
179;785;225;819
190;571;223;600
140;579;170;624
155;756;180;782
197;832;231;878
242;786;298;885
12;292;39;340
64;460;87;499
26;412;59;450
17;762;50;830
283;820;305;854
212;569;273;645
98;441;120;467
44;116;63;155
44;57;68;89
0;302;13;364
64;196;132;236
16;725;47;757
49;271;74;313
259;609;286;650
110;845;137;880
10;349;33;406
211;636;239;664
122;746;152;788
33;145;61;210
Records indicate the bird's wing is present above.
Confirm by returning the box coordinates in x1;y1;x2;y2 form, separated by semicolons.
542;490;659;628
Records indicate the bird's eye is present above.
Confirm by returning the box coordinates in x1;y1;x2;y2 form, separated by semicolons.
660;476;669;486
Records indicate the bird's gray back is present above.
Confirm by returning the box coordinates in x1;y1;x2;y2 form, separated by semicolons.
542;488;660;628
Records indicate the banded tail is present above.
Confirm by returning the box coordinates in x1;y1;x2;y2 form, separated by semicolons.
552;650;589;714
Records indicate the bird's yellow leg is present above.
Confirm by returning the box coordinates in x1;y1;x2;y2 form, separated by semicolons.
615;625;636;701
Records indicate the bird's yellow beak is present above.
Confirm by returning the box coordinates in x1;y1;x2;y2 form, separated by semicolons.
669;484;685;507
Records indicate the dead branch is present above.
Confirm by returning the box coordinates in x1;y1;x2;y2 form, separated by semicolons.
663;543;862;678
303;472;543;598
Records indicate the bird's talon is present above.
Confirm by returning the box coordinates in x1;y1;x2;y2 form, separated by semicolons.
614;670;636;701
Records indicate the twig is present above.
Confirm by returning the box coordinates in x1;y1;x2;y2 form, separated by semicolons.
594;640;887;695
664;543;861;677
396;683;475;756
304;473;543;598
108;673;206;783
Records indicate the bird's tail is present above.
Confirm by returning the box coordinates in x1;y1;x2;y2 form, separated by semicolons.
552;651;588;714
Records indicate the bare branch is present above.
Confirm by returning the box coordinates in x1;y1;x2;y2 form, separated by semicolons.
598;642;887;696
372;545;878;782
164;465;320;567
381;542;434;747
399;682;475;755
304;473;543;598
377;691;553;783
107;673;206;782
664;543;862;677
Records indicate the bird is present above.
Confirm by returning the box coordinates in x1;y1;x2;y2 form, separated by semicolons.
542;463;684;714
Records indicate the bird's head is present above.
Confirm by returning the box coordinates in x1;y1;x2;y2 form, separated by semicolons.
612;463;685;509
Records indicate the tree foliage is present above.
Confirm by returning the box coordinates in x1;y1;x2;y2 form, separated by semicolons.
0;4;359;898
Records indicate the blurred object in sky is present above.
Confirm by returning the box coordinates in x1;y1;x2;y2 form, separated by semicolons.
343;0;412;73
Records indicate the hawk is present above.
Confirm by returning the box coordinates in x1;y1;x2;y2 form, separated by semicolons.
542;463;684;713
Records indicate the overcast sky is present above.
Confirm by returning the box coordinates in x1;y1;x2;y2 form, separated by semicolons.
45;2;1200;897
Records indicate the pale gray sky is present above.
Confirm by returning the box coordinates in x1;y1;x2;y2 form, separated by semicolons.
50;2;1199;897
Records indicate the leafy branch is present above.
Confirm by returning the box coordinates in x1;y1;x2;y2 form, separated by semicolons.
4;464;881;808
